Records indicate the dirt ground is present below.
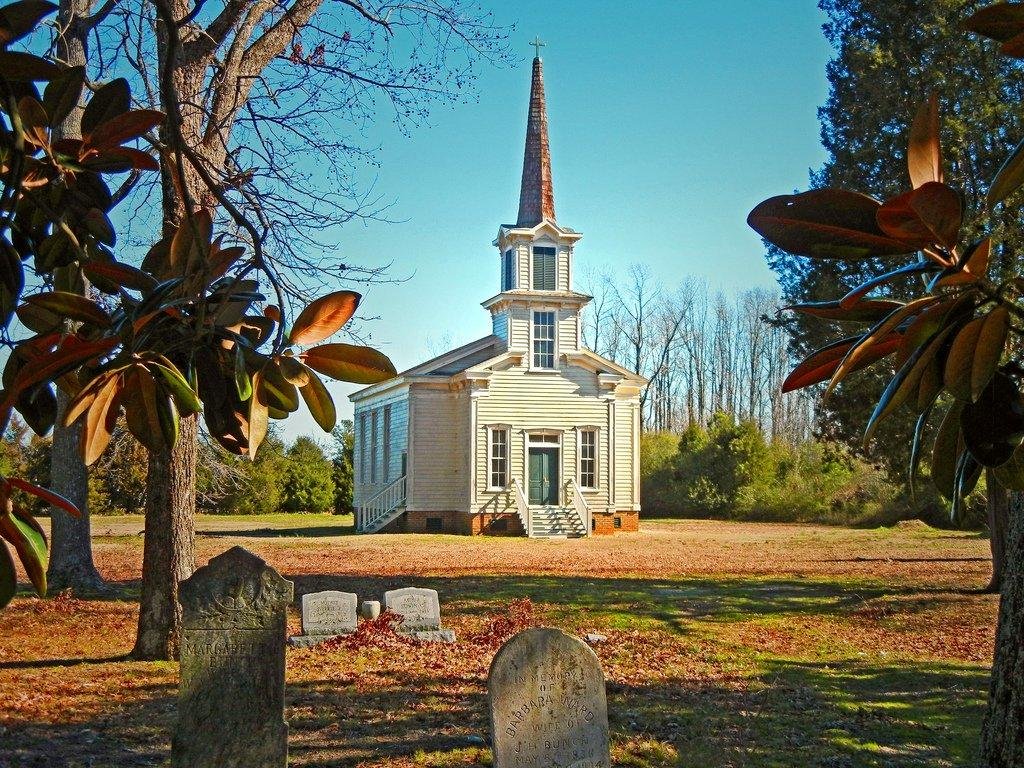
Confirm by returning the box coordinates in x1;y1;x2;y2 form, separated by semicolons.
0;517;999;767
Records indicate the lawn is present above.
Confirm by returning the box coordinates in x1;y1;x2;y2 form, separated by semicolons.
0;516;998;767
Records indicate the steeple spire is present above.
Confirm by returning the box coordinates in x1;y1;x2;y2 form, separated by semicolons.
516;47;555;227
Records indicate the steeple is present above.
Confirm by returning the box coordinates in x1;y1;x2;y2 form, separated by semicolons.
516;49;556;227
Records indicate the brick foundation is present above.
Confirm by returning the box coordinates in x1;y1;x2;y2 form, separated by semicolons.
591;510;640;535
377;509;638;536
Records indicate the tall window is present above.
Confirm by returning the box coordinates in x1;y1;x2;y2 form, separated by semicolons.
382;404;392;482
580;429;597;489
532;246;556;290
533;311;556;369
359;412;368;483
502;249;516;291
370;410;379;483
489;427;509;489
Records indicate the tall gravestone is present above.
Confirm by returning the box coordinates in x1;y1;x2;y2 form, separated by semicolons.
172;546;294;768
489;627;610;768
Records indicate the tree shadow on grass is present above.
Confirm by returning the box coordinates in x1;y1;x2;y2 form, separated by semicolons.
288;573;966;635
196;524;357;539
0;649;988;767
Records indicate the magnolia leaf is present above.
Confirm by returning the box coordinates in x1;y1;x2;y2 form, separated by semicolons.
81;78;129;134
951;452;982;525
908;95;942;188
80;373;121;465
257;362;299;413
932;401;966;500
971;306;1010;401
82;258;158;292
0;50;58;81
150;361;202;415
909;405;934;492
838;260;939;309
169;209;212;273
289;290;360;346
5;477;78;517
0;506;47;596
301;343;397;385
782;333;901;393
0;541;15;609
247;371;268;458
988;135;1024;207
234;344;252;401
42;65;84;129
22;291;111;327
299;366;336;432
84;109;163;149
122;367;163;453
895;294;973;366
747;189;917;259
961;372;1024;467
943;316;985;401
863;323;957;445
0;1;57;46
278;355;310;386
14;383;56;436
1;336;117;417
915;354;943;414
823;297;937;400
935;238;991;288
784;299;904;323
876;182;961;251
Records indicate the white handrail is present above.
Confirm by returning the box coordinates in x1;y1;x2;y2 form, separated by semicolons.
511;478;531;537
568;479;591;536
357;475;406;532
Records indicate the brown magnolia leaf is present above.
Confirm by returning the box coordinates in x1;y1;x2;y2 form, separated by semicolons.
823;296;936;399
80;373;121;465
122;367;163;453
782;334;901;393
908;95;942;188
248;371;269;458
895;294;973;366
81;78;130;135
169;209;212;273
943;316;985;401
5;477;78;517
971;306;1010;402
289;290;360;346
278;355;310;386
747;189;917;259
83;109;164;149
0;1;57;47
301;343;397;385
932;401;966;500
938;238;990;287
916;357;943;413
876;182;961;250
299;366;336;432
785;298;904;323
962;372;1024;467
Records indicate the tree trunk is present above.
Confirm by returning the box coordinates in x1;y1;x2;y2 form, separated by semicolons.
45;0;105;595
981;490;1024;766
131;414;197;660
47;392;105;593
985;471;1010;594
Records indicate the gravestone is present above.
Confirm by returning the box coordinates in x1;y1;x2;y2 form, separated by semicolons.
288;590;357;647
383;587;455;642
488;627;610;768
172;546;293;768
361;599;381;620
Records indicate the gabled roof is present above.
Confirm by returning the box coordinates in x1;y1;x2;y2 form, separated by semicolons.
349;335;506;402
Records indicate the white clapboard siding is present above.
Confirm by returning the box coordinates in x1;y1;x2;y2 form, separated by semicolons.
508;305;531;351
558;308;579;352
407;388;469;511
558;246;571;292
473;362;615;513
614;397;637;508
353;391;409;506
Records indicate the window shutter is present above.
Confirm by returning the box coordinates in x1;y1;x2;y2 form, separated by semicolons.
532;247;556;290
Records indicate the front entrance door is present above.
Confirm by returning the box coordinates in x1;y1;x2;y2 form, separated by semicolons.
528;447;559;505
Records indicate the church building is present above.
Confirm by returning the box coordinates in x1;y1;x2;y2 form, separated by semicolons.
349;51;647;537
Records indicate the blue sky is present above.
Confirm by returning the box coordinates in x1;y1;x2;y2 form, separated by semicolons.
282;1;835;440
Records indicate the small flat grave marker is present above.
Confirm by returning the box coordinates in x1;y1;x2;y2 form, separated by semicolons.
383;587;455;642
289;590;357;647
172;546;293;768
488;627;610;768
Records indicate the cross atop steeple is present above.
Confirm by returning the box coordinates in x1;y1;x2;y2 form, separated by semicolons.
530;36;545;59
